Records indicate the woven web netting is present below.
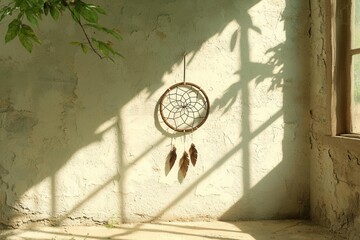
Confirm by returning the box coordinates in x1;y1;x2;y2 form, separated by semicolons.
160;83;209;132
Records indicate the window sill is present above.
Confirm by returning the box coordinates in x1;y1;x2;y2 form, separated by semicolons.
323;134;360;152
340;134;360;139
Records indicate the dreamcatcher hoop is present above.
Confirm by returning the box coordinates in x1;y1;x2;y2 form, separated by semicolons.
159;82;210;132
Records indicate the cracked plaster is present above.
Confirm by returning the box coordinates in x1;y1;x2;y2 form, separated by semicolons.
310;0;360;239
0;0;311;227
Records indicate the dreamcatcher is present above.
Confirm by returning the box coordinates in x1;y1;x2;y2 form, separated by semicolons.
159;54;210;178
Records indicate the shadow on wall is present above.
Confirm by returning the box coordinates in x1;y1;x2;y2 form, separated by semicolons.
0;0;310;231
220;0;311;220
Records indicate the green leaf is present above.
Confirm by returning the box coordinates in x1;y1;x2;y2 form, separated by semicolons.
109;31;122;41
43;2;49;16
70;41;89;53
49;5;59;20
16;0;28;11
91;37;106;55
0;6;15;21
80;43;88;53
91;37;122;59
18;31;33;52
93;38;119;57
106;44;124;58
5;19;21;43
17;24;41;52
69;6;80;21
26;0;40;7
84;23;122;40
70;41;82;46
87;4;106;15
79;5;98;23
26;11;39;26
98;42;110;56
21;24;41;43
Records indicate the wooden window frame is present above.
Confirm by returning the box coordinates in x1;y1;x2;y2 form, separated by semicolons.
328;0;360;139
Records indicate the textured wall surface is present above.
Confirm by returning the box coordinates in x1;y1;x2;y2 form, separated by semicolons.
0;0;310;227
310;0;360;239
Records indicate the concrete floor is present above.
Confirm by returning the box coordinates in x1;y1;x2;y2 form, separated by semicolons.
0;220;345;240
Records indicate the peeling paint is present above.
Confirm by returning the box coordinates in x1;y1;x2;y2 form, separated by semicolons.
0;99;12;113
4;111;38;134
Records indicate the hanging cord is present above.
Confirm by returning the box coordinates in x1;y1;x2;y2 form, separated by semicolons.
183;53;187;84
183;130;186;152
190;128;194;143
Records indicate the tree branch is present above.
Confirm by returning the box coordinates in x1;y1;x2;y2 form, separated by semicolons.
67;5;103;59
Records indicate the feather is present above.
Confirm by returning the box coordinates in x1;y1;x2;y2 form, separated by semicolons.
179;151;190;177
167;146;177;171
189;143;198;166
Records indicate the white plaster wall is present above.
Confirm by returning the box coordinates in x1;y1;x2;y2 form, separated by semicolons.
310;1;360;239
0;0;310;227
